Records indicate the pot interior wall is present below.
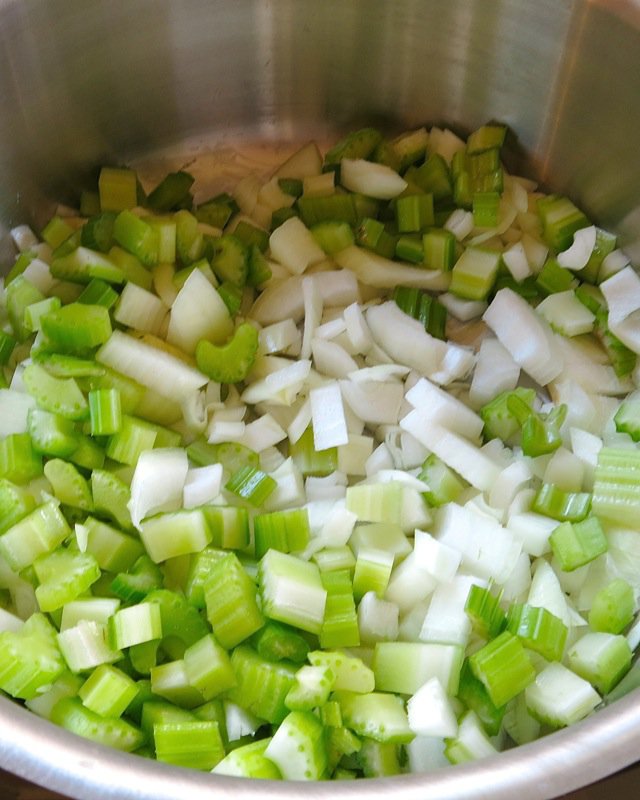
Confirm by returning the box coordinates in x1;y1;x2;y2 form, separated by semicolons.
1;0;640;254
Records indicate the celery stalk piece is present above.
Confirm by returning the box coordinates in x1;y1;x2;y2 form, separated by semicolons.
0;501;71;571
33;548;101;612
592;447;640;528
88;387;122;436
567;632;632;694
319;569;360;649
23;363;88;420
183;634;237;700
525;662;600;728
464;584;507;640
195;322;259;383
225;464;276;506
204;553;264;648
284;664;335;711
373;642;463;696
109;603;163;650
213;738;282;779
113;210;159;267
549;516;607;571
110;554;163;603
0;432;43;484
201;506;250;551
183;548;227;608
444;710;498;764
469;631;536;708
457;660;506;737
154;720;224;770
227;645;296;724
144;590;209;653
150;659;206;708
79;664;139;718
43;459;93;510
335;691;414;744
506;604;568;662
0;614;65;699
83;516;143;573
51;247;126;285
52;696;144;751
41;303;112;352
356;739;399;778
27;408;79;458
140;508;212;563
308;650;375;693
91;469;133;531
450;247;501;301
252;621;310;664
264;710;328;780
258;549;327;635
0;477;36;534
147;171;194;212
254;508;311;559
57;619;122;672
6;277;47;340
589;578;635;634
99;167;138;212
324;128;382;167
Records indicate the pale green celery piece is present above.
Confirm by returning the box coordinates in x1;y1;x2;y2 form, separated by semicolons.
201;506;250;551
79;664;139;718
88;387;122;436
567;632;632;694
146;218;177;264
349;521;411;561
60;598;121;631
0;432;43;484
6;276;46;340
213;738;282;779
140;509;212;564
105;414;158;466
284;665;335;711
357;738;401;778
312;546;356;573
140;699;195;741
0;613;65;700
334;690;414;744
27;407;79;458
449;247;501;301
84;516;144;573
345;482;403;525
0;501;71;571
98;167;138;212
264;710;328;780
444;710;498;764
23;363;88;420
525;662;601;728
57;620;123;672
24;296;62;334
91;469;133;531
184;547;228;608
204;553;264;648
352;547;394;600
227;645;296;725
469;631;536;708
113;211;159;268
68;434;106;472
43;459;93;510
26;671;84;719
0;477;36;535
153;720;224;770
183;634;237;700
108;246;154;290
109;602;163;650
258;549;327;635
40;303;113;351
319;569;360;649
51;696;144;752
373;641;463;696
150;659;206;709
50;247;125;285
144;589;209;653
33;548;101;612
308;650;375;693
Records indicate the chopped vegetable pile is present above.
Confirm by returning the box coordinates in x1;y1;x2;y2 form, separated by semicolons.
2;122;640;780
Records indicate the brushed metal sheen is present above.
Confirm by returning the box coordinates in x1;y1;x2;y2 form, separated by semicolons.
2;0;640;798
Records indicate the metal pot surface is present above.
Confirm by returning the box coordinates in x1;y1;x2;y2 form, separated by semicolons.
2;1;640;798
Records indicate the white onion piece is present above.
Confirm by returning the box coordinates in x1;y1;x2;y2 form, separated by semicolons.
335;246;450;291
469;337;520;407
343;301;373;353
269;216;326;275
183;464;223;509
10;224;39;252
406;378;483;441
502;242;531;281
600;265;640;327
444;209;474;241
128;448;189;529
22;258;57;293
300;276;323;359
340;158;407;199
340;379;404;425
557;225;596;270
114;283;168;336
310;382;349;450
483;288;563;386
167;268;233;354
311;338;358;379
238;414;286;452
0;389;36;436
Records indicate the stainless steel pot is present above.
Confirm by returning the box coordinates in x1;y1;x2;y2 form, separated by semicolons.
2;1;640;797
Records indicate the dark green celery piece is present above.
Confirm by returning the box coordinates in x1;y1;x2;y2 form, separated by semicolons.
506;603;568;661
217;281;243;316
537;194;590;252
392;286;447;340
395;194;435;233
5;250;35;285
467;124;507;154
297;194;358;227
457;660;506;736
51;247;125;285
492;273;541;301
473;191;500;228
113;211;159;268
465;584;506;639
356;218;397;259
77;278;119;309
271;206;299;230
6;277;46;340
232;220;270;253
67;434;106;471
27;408;79;458
195;194;236;228
323;128;383;168
99;167;138;212
0;478;36;534
278;178;304;198
225;465;276;507
195;322;259;383
413;154;453;200
481;387;537;443
210;235;249;286
536;257;577;295
147;171;195;212
549;516;607;571
81;212;117;252
80;190;101;217
0;330;17;365
0;433;43;484
290;425;338;477
252;621;310;664
311;221;355;255
506;395;567;457
247;244;272;287
226;645;296;724
372;139;402;171
395;234;424;264
533;484;592;523
40;303;112;352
